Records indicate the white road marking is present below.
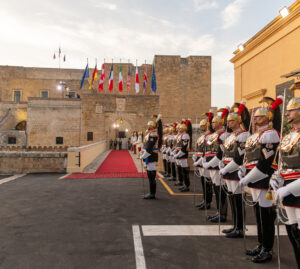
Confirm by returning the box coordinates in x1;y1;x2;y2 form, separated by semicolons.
132;225;147;269
142;225;287;236
58;173;71;180
0;174;26;185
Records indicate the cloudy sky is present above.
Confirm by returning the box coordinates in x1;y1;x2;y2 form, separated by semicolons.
0;0;295;107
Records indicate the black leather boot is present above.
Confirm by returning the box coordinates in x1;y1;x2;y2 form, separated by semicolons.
167;162;171;177
286;224;300;268
226;194;244;238
213;185;227;222
181;167;190;192
223;192;235;234
144;170;156;199
163;159;167;176
175;165;183;185
245;245;262;256
246;204;263;256
252;248;272;263
171;162;177;181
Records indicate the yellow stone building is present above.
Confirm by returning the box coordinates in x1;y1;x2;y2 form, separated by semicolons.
230;1;300;108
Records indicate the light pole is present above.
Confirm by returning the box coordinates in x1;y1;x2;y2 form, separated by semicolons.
56;81;70;98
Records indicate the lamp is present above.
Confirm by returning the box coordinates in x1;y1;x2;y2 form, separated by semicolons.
279;6;289;18
120;118;123;124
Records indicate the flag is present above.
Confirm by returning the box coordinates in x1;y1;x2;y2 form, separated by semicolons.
63;55;66;62
135;66;139;93
98;63;105;91
88;64;98;89
108;64;113;92
59;47;61;57
119;65;123;92
80;63;89;89
151;64;157;93
127;65;131;92
53;53;56;59
143;65;147;93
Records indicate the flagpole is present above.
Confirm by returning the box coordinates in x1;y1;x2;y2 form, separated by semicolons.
128;59;130;95
59;45;61;69
120;58;122;95
136;59;138;95
104;58;105;94
144;59;146;95
111;58;113;94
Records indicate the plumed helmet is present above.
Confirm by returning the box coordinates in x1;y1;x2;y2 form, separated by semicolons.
212;107;230;125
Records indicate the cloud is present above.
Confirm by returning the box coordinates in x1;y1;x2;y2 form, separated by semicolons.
221;0;249;29
193;0;218;11
90;0;118;11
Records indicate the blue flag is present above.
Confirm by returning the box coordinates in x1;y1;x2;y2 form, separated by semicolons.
151;64;157;93
80;64;89;89
63;55;66;62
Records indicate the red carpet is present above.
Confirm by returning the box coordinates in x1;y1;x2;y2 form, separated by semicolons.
65;150;146;179
96;150;138;173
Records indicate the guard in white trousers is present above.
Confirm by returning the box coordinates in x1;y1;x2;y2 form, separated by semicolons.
167;124;177;181
140;114;163;199
219;102;250;238
272;88;300;267
172;124;184;187
239;96;282;263
203;108;230;222
193;113;213;210
174;120;193;192
161;125;170;177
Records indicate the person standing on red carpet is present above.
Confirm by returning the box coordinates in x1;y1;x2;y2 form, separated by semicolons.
140;114;163;199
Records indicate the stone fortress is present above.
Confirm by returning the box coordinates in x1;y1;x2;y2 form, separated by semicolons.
0;55;212;173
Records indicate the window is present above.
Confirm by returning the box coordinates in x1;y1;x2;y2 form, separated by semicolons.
56;137;63;145
13;90;21;102
40;90;49;98
87;132;93;141
68;91;76;98
8;137;16;144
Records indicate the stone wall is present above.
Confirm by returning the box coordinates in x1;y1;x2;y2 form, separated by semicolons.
27;98;81;147
0;130;26;147
81;93;159;144
0;152;67;174
154;55;211;124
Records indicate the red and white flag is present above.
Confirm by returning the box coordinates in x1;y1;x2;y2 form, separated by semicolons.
109;64;113;92
143;65;147;93
135;66;139;93
98;63;105;91
119;65;123;92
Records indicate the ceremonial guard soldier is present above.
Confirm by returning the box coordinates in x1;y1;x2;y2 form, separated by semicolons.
203;108;230;222
161;125;170;177
172;124;184;187
193;112;213;210
219;102;250;238
140;115;163;199
239;96;282;263
131;132;138;153
174;120;193;192
167;124;177;181
273;83;300;267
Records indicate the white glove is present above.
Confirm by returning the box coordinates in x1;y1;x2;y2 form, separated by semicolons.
219;168;226;176
275;186;291;201
218;161;225;170
139;150;144;158
193;162;198;167
202;162;209;169
239;176;249;186
238;170;244;181
238;166;246;177
270;179;279;191
192;154;197;162
198;158;203;167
